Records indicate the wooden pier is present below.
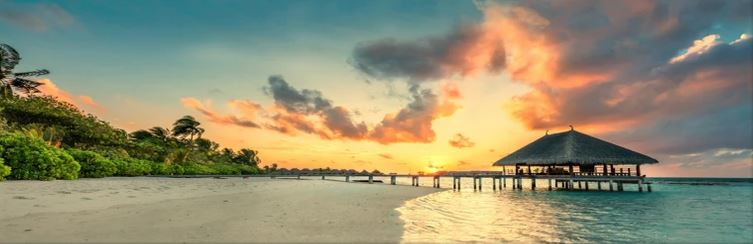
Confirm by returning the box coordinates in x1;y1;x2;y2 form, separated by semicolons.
262;172;652;192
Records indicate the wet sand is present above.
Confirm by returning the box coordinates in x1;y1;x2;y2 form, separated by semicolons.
0;177;442;243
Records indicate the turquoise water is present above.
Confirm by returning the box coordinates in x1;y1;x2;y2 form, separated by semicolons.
395;177;753;243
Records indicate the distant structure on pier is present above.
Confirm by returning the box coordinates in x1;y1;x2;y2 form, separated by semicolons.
493;128;659;177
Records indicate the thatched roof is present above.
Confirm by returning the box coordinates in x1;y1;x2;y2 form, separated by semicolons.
493;129;658;166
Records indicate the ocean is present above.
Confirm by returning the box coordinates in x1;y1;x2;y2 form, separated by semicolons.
394;177;753;243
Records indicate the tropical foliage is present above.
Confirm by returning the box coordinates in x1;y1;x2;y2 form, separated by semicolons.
0;43;266;180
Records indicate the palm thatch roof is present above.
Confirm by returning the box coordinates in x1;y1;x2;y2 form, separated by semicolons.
493;129;658;166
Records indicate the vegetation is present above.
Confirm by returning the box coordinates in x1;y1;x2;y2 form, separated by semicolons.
0;43;266;181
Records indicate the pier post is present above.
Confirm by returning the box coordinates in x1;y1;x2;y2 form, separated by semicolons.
618;182;624;191
585;181;589;191
478;177;482;191
322;175;325;180
597;181;602;191
493;177;497;190
638;179;643;192
569;179;574;190
390;175;396;185
531;177;536;190
503;177;507;188
518;177;523;190
368;175;373;184
609;180;613;191
415;176;419;187
297;175;301;180
647;183;652;192
346;175;350;182
473;177;478;191
548;179;552;191
457;177;461;189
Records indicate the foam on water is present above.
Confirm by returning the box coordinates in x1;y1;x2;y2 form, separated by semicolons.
397;178;753;243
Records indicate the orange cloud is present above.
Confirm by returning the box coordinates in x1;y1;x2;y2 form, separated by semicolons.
182;77;460;145
448;133;475;149
36;79;105;114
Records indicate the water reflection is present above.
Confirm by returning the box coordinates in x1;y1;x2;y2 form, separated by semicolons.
396;178;753;243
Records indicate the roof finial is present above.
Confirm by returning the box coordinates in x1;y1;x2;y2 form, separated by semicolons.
569;125;574;131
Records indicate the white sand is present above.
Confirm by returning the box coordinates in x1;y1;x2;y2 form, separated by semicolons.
0;177;442;243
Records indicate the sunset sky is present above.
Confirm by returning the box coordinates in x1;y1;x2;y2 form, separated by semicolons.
2;0;751;177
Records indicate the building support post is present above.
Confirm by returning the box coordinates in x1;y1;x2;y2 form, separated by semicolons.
503;177;507;188
585;181;589;191
478;177;483;191
569;179;574;190
517;177;523;190
346;175;350;182
597;181;602;191
493;177;497;190
473;177;477;191
368;175;373;184
637;164;641;177
647;183;652;192
548;178;552;191
390;175;396;185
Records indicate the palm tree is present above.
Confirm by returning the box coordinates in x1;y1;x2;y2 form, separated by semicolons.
171;115;204;142
129;126;172;143
0;44;50;98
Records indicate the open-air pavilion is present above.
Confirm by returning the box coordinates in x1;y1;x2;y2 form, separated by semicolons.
492;127;659;192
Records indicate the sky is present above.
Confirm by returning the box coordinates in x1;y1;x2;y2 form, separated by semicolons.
1;0;751;177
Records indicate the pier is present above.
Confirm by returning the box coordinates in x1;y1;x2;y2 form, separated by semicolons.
259;169;652;192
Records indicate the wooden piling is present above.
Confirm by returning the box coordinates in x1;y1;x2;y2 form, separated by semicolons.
597;181;602;191
368;175;373;184
503;177;507;188
647;182;652;192
297;175;301;180
569;179;574;190
584;181;589;191
531;177;536;190
390;175;396;185
548;178;552;191
478;177;482;191
493;177;497;190
321;175;325;180
609;180;613;191
638;179;643;192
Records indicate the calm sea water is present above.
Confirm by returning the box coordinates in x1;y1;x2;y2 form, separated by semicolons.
393;177;753;243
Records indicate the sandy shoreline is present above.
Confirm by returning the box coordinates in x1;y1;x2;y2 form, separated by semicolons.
0;177;443;243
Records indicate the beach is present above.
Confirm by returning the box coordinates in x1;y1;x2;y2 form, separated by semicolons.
0;177;442;243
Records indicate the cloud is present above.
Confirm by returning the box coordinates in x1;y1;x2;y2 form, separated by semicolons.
351;0;752;160
350;23;505;82
182;76;459;144
0;3;76;31
180;97;261;128
378;153;394;160
448;133;475;148
369;84;459;144
36;79;105;114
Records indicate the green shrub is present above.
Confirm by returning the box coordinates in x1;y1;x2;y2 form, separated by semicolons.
170;164;185;175
181;163;216;175
150;163;172;175
0;158;10;181
209;163;241;175
0;133;80;180
112;158;153;176
66;149;117;178
236;164;260;175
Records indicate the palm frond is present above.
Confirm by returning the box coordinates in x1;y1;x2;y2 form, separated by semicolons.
11;78;42;94
14;69;50;77
0;44;21;71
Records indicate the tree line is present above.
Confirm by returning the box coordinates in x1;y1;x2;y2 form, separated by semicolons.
0;43;265;180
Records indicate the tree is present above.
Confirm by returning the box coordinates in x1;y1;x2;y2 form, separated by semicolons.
0;44;50;98
171;115;204;142
233;148;260;166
